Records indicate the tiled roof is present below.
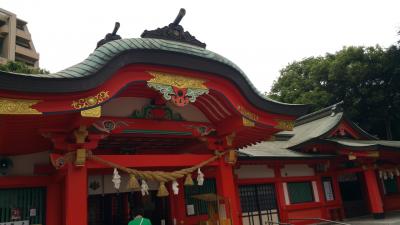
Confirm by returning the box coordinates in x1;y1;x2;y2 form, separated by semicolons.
10;37;290;105
240;103;400;159
324;139;400;150
239;141;334;159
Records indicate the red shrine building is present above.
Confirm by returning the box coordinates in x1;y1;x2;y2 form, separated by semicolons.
0;9;400;225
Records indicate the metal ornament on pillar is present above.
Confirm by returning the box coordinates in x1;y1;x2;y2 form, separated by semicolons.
75;149;86;166
226;149;238;165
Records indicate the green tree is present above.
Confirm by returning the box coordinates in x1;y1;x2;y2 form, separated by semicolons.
268;46;400;140
0;61;49;74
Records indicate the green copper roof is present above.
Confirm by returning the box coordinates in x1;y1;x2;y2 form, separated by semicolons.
325;139;400;150
13;38;293;105
239;141;334;159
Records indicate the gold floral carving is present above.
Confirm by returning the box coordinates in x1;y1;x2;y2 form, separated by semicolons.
274;119;294;131
242;117;255;127
147;71;207;89
0;97;42;114
71;91;109;109
237;105;259;121
81;106;102;118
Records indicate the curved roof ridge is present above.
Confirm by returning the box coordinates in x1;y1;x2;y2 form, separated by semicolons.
296;101;343;126
2;37;305;107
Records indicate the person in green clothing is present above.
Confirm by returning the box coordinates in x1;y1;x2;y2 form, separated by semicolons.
128;209;152;225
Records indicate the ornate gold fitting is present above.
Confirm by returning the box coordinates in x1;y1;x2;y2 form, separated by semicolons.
75;148;86;166
242;117;255;127
274;119;294;131
81;106;102;118
0;97;42;115
236;105;258;127
147;71;209;107
71;91;109;109
225;149;238;165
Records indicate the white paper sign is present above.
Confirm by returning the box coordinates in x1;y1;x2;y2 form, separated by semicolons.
323;181;334;201
0;220;30;225
186;204;195;216
29;208;36;217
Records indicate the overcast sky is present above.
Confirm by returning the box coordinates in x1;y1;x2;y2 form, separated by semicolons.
2;0;399;93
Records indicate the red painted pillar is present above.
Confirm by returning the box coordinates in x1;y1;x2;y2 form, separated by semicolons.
65;164;88;225
46;182;62;225
216;158;241;225
274;165;288;223
363;169;384;219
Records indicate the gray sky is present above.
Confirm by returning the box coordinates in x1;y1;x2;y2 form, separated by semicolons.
2;0;399;93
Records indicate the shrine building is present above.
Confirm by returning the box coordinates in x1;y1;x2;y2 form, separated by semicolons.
0;9;400;225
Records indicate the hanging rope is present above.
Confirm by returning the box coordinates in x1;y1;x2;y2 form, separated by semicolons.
86;150;225;183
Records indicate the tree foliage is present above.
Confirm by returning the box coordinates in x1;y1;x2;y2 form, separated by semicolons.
268;45;400;140
0;61;49;74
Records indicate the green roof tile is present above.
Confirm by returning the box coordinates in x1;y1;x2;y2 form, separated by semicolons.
12;38;293;104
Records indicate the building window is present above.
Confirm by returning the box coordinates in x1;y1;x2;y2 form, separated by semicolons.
322;177;335;201
239;184;280;225
287;181;314;204
383;178;399;195
0;187;46;224
16;36;31;49
184;178;217;216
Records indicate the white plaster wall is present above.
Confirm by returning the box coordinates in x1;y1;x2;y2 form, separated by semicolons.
102;97;210;122
312;181;320;202
166;102;209;122
3;151;49;176
282;182;290;205
235;165;275;179
102;97;150;117
280;164;314;177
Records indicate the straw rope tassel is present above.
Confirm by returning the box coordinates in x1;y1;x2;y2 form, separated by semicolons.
157;182;169;197
127;174;140;191
184;173;194;186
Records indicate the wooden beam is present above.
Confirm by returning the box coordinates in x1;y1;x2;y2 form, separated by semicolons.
86;154;218;168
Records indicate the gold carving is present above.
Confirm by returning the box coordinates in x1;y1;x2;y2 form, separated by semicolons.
0;97;42;115
81;106;102;118
226;149;238;165
274;119;294;131
71;91;109;109
75;148;86;166
242;117;255;127
147;71;207;89
237;105;259;121
367;151;380;158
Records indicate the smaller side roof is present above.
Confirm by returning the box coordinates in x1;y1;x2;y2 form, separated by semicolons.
239;102;393;159
323;139;400;151
239;141;334;159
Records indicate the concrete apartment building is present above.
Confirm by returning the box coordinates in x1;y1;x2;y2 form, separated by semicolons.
0;8;39;68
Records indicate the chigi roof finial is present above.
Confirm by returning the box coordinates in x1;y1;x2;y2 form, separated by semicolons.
141;8;206;48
